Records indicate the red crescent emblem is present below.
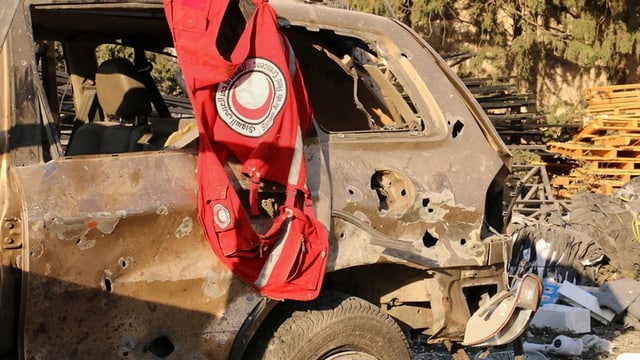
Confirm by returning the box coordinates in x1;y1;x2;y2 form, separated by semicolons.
230;76;274;123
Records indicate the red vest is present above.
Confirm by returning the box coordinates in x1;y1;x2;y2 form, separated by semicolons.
164;0;328;300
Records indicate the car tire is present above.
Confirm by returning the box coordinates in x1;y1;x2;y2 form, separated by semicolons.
245;292;411;360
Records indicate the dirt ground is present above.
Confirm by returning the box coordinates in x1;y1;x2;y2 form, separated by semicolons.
409;325;640;359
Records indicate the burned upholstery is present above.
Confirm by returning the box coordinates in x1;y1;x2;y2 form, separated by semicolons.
65;58;151;156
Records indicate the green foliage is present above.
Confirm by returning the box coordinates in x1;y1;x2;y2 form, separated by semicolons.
96;44;183;96
349;0;640;93
571;17;597;44
543;100;584;142
565;40;596;66
54;42;65;71
349;0;386;15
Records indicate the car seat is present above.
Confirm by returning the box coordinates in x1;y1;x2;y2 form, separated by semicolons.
65;57;152;156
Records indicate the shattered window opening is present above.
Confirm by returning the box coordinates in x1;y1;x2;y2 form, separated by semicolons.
282;27;423;133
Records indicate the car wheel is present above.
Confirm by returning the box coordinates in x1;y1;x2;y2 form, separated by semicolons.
245;292;411;360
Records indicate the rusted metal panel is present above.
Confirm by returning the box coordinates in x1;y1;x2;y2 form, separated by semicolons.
0;0;20;49
13;152;263;359
272;1;509;271
325;132;502;269
8;0;43;166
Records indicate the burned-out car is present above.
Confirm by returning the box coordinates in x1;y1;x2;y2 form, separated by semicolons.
0;0;541;359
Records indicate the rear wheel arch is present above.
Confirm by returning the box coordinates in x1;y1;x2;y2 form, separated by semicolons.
243;291;411;360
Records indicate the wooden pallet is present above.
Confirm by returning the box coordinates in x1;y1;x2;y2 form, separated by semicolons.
590;134;640;147
543;83;640;196
584;85;640;115
547;142;640;159
551;173;627;196
585;85;640;103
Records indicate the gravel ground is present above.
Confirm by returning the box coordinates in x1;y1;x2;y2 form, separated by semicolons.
408;327;640;359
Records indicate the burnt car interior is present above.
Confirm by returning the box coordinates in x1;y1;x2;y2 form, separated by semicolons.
29;2;425;160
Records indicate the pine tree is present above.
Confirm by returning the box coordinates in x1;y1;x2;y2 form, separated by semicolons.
350;0;640;114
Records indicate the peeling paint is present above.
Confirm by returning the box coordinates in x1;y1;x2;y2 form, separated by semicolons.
94;217;119;234
202;270;233;299
50;220;87;240
175;217;193;238
156;203;169;216
49;213;121;241
44;263;51;276
29;243;43;259
76;237;96;250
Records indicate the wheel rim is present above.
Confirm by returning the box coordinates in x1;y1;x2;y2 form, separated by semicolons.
323;350;378;360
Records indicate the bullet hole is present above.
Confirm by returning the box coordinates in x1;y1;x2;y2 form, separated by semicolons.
422;230;438;248
452;120;464;138
145;336;175;358
122;352;129;357
76;239;81;245
119;257;132;269
345;186;363;202
103;278;112;292
371;170;414;214
460;238;467;246
423;198;435;213
339;232;345;239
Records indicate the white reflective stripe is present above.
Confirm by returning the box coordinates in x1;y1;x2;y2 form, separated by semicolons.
287;125;304;187
254;216;292;288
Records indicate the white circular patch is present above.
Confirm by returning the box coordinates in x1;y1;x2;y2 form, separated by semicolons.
213;203;231;230
215;58;287;138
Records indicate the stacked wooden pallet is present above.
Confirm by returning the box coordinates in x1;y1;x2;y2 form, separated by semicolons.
548;84;640;196
584;84;640;115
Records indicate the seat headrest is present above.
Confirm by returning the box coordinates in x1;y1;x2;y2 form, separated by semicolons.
95;58;152;121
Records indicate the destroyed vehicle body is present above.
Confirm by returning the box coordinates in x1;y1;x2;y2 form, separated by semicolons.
0;0;530;358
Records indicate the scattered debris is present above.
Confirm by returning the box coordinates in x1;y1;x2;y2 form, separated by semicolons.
509;217;604;284
473;349;549;360
504;171;640;359
524;335;584;356
510;164;571;221
557;280;615;325
581;334;612;354
530;303;590;333
596;279;640;315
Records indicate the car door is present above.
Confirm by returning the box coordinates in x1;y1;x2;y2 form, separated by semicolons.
8;3;263;358
13;143;267;360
